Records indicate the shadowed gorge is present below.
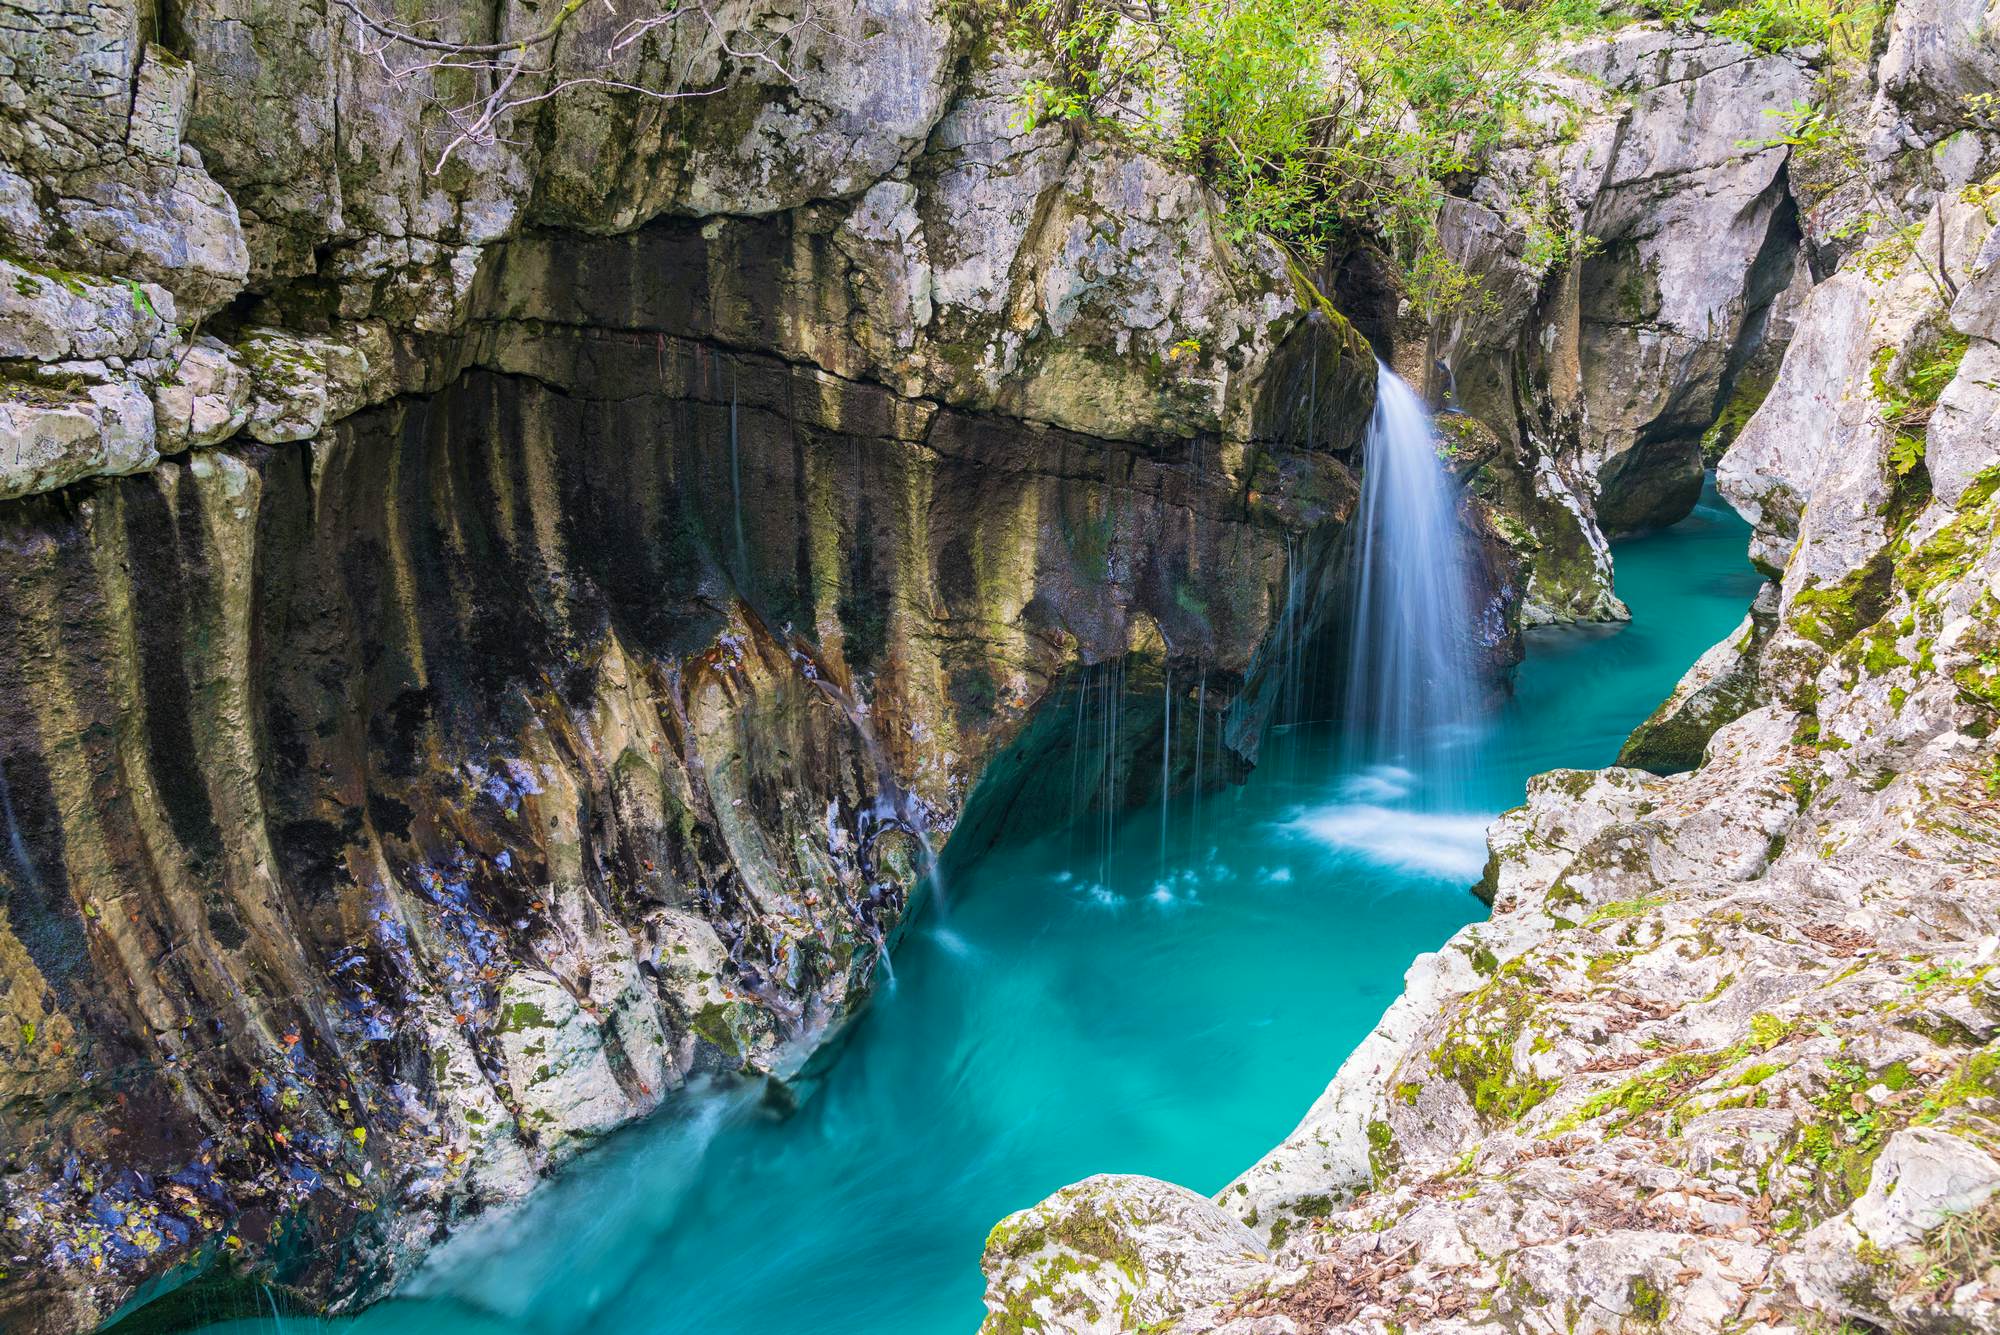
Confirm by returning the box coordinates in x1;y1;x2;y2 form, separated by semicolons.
0;212;1388;1330
155;487;1757;1335
2;0;1998;1331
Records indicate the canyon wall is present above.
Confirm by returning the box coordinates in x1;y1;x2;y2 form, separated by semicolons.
3;1;1967;1330
0;5;1405;1329
1434;26;1813;625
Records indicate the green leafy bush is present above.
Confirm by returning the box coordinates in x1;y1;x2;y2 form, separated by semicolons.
1009;0;1614;323
1642;0;1835;53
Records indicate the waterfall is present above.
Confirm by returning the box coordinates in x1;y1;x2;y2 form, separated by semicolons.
1339;363;1478;799
1190;671;1206;843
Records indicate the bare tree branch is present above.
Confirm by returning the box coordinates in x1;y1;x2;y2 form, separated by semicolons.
327;0;824;175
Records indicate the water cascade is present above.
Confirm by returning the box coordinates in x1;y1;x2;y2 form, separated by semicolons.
1280;363;1490;880
1340;364;1479;794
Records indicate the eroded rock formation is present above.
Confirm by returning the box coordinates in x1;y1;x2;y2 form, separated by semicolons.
1437;26;1812;625
0;5;1403;1330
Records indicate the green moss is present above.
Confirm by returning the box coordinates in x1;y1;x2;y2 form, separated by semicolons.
1;252;93;297
1701;363;1777;464
1629;1274;1668;1325
1554;770;1596;798
1791;563;1891;651
1897;473;1999;607
1858;628;1909;677
690;1002;742;1059
984;1196;1143;1277
1583;895;1669;925
1872;328;1970;481
1292;1193;1334;1219
1749;1012;1796;1048
1548;1044;1747;1136
1586;950;1637;982
498;1000;548;1033
1366;1119;1397;1179
1914;1048;2000;1124
1428;963;1559;1124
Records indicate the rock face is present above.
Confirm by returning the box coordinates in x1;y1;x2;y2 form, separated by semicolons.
982;8;2000;1332
1438;26;1811;624
0;6;1392;1332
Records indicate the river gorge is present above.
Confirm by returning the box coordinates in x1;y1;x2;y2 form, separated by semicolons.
171;479;1759;1335
2;2;1998;1334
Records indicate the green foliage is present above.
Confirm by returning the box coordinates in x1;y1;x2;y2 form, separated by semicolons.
1008;0;1618;320
1749;82;1987;305
1871;329;1970;480
1641;0;1835;53
1583;895;1669;925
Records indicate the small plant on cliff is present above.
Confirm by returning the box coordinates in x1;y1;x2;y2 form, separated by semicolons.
1750;78;1978;306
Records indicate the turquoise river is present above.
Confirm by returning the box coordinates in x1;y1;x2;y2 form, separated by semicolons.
190;480;1759;1335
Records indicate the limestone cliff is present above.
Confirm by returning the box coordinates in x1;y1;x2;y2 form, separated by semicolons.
1434;26;1812;626
0;5;1402;1330
981;5;2000;1332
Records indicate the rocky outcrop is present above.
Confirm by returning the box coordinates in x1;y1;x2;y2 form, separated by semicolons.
0;1;1353;507
1438;25;1812;624
981;9;2000;1331
0;5;1393;1332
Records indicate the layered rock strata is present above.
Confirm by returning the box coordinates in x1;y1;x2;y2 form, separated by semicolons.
0;5;1399;1330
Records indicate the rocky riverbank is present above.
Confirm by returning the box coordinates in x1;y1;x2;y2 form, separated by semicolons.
2;1;1989;1331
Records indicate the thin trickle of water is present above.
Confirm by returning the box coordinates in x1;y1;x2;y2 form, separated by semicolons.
1191;671;1206;842
729;374;750;589
1068;674;1088;823
1341;364;1479;799
789;632;946;922
1158;665;1172;871
1099;661;1120;885
0;766;42;896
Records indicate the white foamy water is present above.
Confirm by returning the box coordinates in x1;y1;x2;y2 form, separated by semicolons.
1288;803;1493;881
1338;764;1416;803
1342;365;1480;795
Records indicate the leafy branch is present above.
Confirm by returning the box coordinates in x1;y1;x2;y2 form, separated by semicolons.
1748;91;1968;305
1009;0;1611;331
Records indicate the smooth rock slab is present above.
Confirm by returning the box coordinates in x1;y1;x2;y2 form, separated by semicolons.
0;381;157;499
